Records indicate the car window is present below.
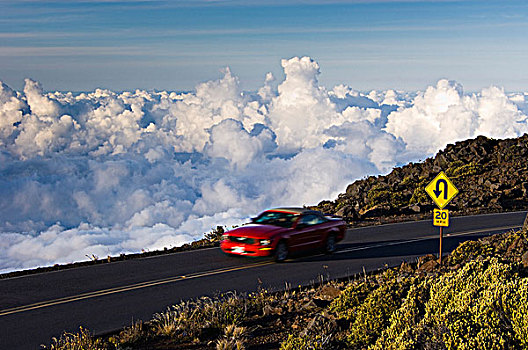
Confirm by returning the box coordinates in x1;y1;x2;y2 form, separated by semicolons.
298;214;326;227
253;211;298;228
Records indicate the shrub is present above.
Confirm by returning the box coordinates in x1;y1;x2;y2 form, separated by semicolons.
344;275;412;348
280;334;328;350
366;186;409;209
325;240;528;349
204;226;225;242
215;324;248;350
401;176;414;186
42;327;107;350
503;279;528;348
150;292;257;342
410;186;428;204
409;177;430;204
415;258;524;349
328;280;373;320
446;160;465;173
367;184;390;207
114;320;145;346
389;192;409;208
152;307;181;337
446;161;480;178
372;278;430;349
448;240;491;265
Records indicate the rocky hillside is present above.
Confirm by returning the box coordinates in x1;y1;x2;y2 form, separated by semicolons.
315;134;528;224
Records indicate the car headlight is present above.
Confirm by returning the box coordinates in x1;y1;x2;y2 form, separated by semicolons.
259;239;271;246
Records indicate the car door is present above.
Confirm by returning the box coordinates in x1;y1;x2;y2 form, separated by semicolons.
290;214;323;250
304;214;328;247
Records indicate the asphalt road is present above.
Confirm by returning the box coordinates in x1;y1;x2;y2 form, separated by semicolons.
0;211;526;349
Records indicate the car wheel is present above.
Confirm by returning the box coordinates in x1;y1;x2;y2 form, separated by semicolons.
325;234;337;254
274;241;288;262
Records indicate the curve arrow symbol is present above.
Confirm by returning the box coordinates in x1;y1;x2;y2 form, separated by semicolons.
433;179;448;199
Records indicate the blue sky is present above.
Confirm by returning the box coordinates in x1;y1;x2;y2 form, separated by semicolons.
1;0;527;92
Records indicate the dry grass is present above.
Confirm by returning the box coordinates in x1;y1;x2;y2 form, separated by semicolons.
42;327;105;350
215;324;248;350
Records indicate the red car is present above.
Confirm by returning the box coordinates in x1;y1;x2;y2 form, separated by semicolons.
220;207;346;262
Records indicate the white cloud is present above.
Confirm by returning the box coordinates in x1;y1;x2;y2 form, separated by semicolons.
23;79;60;119
205;118;276;169
0;58;527;273
0;82;25;144
269;57;339;152
384;79;528;156
474;86;527;138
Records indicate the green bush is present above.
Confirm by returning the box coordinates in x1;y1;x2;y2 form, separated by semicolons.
448;239;493;265
280;334;323;350
446;160;465;173
344;276;412;348
503;279;528;348
408;177;430;204
389;192;409;208
446;161;480;178
366;184;409;209
367;184;391;208
329;280;374;320
327;232;528;349
414;258;524;349
372;278;430;349
410;186;428;204
401;176;414;186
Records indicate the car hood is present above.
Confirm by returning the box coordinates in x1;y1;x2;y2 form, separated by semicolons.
227;224;287;239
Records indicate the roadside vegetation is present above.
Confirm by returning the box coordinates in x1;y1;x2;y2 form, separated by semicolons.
43;224;528;349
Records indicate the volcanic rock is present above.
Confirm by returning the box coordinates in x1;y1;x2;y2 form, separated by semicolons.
315;134;528;225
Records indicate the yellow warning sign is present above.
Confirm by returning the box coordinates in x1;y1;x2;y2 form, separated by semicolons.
433;208;449;227
425;171;459;209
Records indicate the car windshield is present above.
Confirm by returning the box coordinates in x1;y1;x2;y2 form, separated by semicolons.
253;211;298;228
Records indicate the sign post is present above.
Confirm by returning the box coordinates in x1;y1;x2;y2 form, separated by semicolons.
425;172;458;265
